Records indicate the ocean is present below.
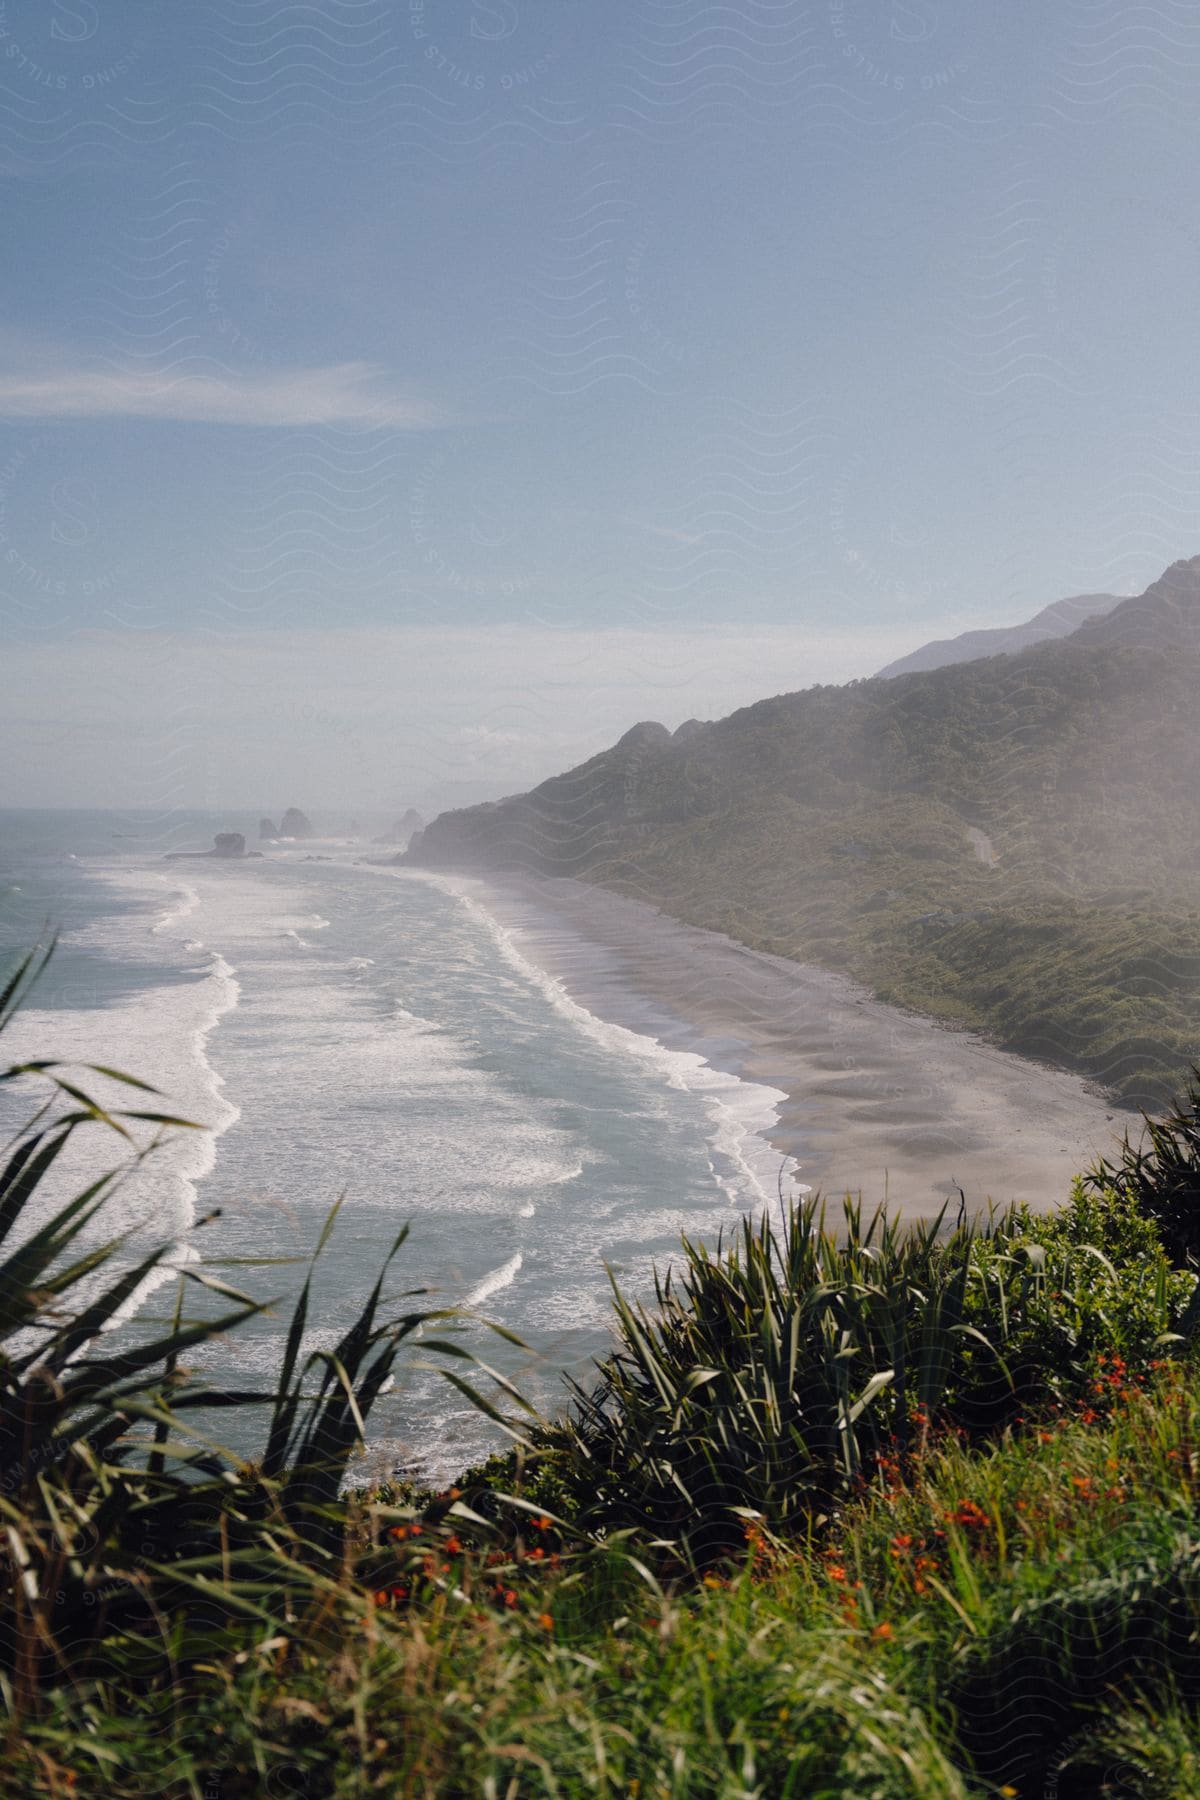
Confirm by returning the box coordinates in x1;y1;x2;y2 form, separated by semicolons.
0;810;791;1483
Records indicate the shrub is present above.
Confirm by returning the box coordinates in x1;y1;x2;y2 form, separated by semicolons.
509;1183;1196;1565
958;1180;1196;1422
1086;1068;1200;1265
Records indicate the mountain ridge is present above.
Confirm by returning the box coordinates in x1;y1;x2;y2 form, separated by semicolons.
875;590;1122;679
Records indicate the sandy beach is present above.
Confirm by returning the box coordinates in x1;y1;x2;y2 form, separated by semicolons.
456;873;1135;1222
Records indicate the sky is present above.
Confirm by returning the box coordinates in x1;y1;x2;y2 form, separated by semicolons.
2;0;1199;813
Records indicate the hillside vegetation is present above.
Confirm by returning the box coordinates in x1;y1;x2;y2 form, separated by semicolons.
409;557;1200;1104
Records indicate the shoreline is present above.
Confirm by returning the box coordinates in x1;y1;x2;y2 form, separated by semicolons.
437;870;1133;1221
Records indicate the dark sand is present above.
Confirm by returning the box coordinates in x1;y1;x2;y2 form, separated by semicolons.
454;873;1134;1222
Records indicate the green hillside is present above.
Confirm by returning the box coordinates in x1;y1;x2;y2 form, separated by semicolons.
409;558;1200;1104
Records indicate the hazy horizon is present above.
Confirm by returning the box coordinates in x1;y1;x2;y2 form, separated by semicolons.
0;611;1009;813
3;3;1198;808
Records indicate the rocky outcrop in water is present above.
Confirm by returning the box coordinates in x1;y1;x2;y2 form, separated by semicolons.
280;808;314;839
167;832;261;860
259;817;280;841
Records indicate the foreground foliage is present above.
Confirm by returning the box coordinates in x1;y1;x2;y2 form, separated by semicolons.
461;1175;1195;1569
3;943;1200;1794
15;1366;1200;1797
0;948;465;1772
1085;1069;1200;1265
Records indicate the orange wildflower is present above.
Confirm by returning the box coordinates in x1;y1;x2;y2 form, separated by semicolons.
948;1498;990;1530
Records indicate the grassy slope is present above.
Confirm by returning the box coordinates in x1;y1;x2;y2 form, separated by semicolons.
21;1368;1200;1798
411;628;1200;1105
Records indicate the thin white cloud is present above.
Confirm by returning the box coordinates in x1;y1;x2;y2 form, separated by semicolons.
0;360;444;428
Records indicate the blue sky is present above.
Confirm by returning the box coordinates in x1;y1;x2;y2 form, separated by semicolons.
2;0;1199;810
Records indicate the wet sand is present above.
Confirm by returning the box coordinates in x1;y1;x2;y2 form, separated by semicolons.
456;873;1134;1222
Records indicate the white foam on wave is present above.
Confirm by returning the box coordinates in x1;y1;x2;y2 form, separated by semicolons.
235;978;585;1204
1;948;241;1319
146;860;590;1212
465;1251;523;1307
439;881;791;1211
151;878;200;936
0;862;249;1325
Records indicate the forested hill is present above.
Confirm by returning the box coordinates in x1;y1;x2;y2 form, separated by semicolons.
406;557;1200;1104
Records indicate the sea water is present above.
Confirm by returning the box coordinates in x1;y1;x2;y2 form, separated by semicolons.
0;810;790;1482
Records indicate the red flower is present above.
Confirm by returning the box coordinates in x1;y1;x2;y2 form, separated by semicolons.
947;1499;990;1530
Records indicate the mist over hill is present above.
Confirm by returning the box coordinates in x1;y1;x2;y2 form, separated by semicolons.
875;591;1121;679
407;557;1200;1105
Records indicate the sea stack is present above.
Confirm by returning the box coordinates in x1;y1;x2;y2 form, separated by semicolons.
259;817;280;841
280;808;314;839
166;831;258;860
